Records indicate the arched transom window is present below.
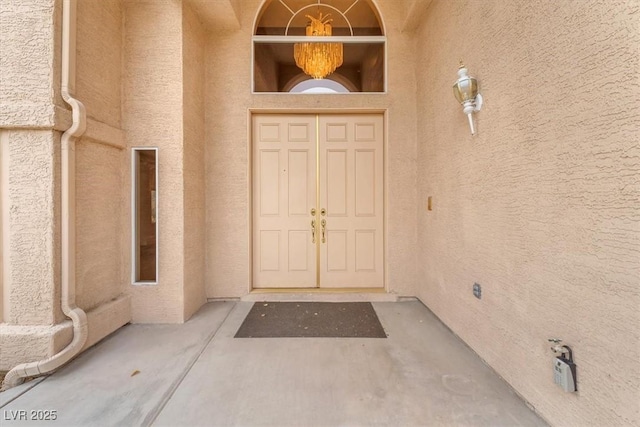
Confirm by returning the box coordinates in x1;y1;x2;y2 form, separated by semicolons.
253;0;386;93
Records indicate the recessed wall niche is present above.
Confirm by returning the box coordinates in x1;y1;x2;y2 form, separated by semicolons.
253;0;385;93
132;148;158;283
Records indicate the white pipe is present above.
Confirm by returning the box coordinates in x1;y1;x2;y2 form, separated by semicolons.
2;0;88;391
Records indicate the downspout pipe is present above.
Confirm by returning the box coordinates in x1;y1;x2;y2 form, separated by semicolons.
2;0;88;390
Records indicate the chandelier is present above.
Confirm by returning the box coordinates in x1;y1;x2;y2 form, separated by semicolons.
294;12;343;79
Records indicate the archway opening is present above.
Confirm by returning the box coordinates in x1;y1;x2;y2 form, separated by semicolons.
289;79;351;93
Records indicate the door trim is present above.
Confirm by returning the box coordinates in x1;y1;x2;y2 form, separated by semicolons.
247;109;389;294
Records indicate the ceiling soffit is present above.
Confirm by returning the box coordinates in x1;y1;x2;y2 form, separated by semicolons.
185;0;241;31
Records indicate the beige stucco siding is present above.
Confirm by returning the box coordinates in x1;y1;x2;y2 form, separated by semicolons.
124;0;208;323
0;0;63;128
2;130;61;326
75;140;125;311
1;3;638;426
414;0;640;425
74;0;128;314
1;0;66;368
204;0;419;298
76;0;122;129
182;3;207;319
123;0;186;323
0;0;131;370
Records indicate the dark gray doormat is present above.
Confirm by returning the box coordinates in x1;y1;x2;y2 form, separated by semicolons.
234;302;387;338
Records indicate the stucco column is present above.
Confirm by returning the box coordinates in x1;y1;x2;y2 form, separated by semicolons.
0;0;74;369
124;0;187;323
122;0;207;322
2;130;62;326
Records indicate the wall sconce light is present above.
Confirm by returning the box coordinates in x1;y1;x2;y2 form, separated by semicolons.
453;62;483;135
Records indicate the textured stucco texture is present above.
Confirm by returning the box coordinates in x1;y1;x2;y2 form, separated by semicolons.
1;0;131;369
123;0;207;323
123;0;186;323
1;0;66;368
414;1;639;426
204;0;419;299
75;0;126;313
0;0;62;128
2;130;60;326
182;2;207;320
2;1;639;425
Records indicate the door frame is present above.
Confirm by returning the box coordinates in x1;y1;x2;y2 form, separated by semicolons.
247;108;389;293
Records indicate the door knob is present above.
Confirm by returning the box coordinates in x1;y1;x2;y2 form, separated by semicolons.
320;208;326;216
310;208;316;216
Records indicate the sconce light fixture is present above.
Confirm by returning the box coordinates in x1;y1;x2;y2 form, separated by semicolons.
453;62;483;135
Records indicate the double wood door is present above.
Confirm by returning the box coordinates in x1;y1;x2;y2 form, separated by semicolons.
252;114;384;289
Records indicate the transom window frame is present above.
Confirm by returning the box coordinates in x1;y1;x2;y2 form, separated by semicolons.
252;0;387;94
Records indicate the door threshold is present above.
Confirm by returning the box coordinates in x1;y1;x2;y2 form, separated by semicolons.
243;288;396;302
251;287;386;293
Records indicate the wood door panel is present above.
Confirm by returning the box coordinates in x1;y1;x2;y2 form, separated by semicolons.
326;122;348;142
259;150;280;216
319;115;384;288
326;230;348;271
326;150;348;216
288;230;310;271
253;115;317;288
354;122;376;142
287;150;310;216
355;230;376;271
252;113;383;289
259;230;280;271
354;149;376;216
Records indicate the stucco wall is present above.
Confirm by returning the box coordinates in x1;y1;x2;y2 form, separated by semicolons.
76;0;122;129
123;0;186;323
182;3;207;319
75;0;127;313
0;0;132;370
0;0;66;369
414;0;640;425
0;0;62;128
1;130;61;326
75;140;125;311
204;0;419;298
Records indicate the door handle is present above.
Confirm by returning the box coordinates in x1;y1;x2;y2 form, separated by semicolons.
321;219;326;243
320;208;326;216
311;219;316;243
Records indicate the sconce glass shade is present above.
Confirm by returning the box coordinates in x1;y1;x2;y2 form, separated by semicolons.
453;75;478;103
453;63;482;136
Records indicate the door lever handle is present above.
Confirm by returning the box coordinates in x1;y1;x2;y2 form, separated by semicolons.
311;219;316;243
321;219;326;243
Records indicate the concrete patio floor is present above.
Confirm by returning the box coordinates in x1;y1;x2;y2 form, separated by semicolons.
0;300;547;427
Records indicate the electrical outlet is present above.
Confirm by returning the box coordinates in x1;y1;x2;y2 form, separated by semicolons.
473;283;482;299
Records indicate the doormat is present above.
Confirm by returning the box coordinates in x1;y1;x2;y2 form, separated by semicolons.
234;302;387;338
